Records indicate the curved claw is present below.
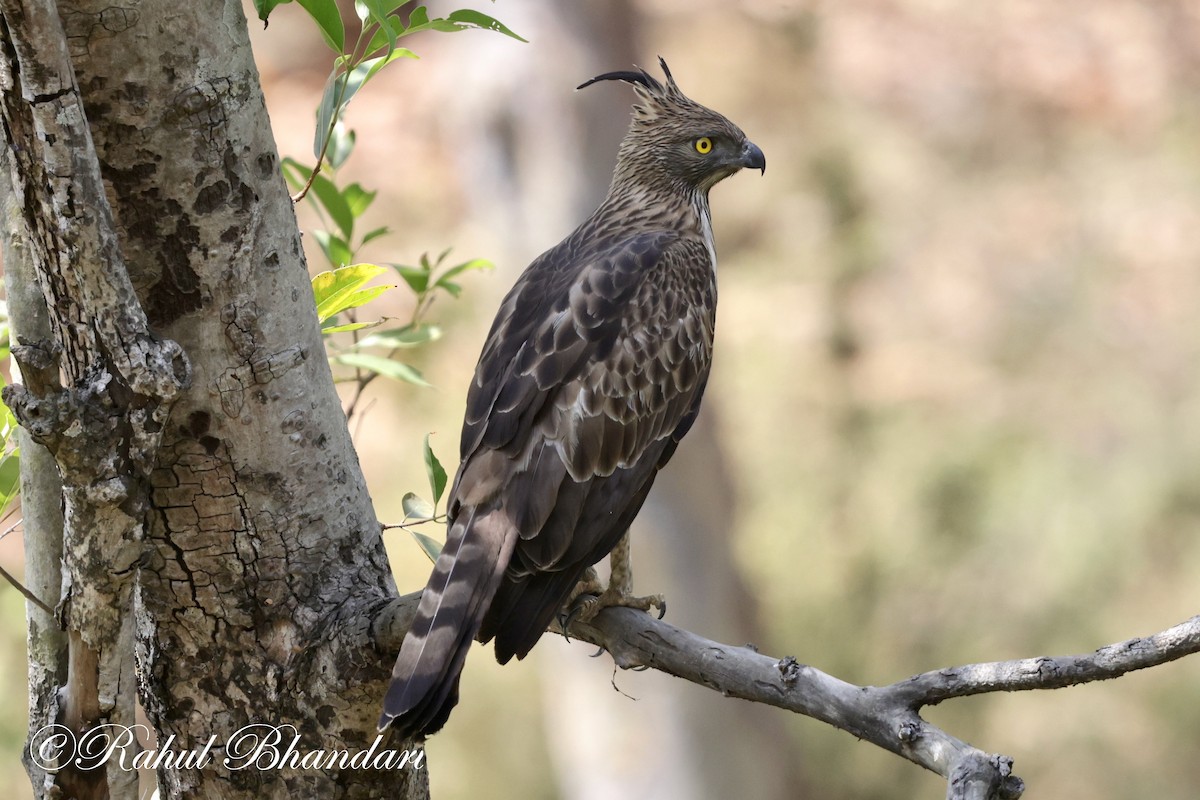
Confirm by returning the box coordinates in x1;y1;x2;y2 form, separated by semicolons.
631;664;651;672
557;609;574;643
655;598;667;619
561;593;597;634
589;646;605;658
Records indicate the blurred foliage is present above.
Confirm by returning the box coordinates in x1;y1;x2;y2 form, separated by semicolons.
268;1;1200;797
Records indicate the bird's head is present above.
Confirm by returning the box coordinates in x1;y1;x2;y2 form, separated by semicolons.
579;57;765;195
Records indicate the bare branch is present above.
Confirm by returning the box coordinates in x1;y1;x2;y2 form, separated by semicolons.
947;752;1017;800
556;606;1022;797
368;582;1198;799
558;607;1200;799
892;614;1200;705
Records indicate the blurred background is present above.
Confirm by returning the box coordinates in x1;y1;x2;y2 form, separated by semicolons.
5;0;1200;797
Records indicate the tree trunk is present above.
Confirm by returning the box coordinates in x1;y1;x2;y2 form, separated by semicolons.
0;0;425;797
1;117;69;798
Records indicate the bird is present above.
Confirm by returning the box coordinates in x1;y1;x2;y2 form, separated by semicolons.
379;57;765;738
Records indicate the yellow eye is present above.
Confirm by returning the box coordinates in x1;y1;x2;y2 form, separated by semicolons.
694;137;713;154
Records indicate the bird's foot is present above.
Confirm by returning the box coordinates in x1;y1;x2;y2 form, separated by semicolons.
568;585;666;625
561;533;666;630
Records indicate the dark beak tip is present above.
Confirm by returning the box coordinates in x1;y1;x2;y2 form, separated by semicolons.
743;142;766;175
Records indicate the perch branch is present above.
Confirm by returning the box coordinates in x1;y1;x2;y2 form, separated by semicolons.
372;589;1198;800
556;606;1022;799
560;608;1200;800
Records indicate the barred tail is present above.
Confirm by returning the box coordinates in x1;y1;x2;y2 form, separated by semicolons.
378;506;516;737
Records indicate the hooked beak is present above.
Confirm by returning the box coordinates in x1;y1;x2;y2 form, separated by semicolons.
741;141;766;175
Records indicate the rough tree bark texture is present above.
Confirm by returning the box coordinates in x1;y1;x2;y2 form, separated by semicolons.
0;130;68;797
1;0;425;797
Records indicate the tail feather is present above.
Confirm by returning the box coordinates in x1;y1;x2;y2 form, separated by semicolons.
482;566;586;664
378;506;516;737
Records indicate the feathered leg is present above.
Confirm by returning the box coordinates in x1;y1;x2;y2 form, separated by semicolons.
568;533;665;623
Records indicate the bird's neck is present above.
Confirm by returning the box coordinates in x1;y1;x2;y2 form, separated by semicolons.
597;180;712;239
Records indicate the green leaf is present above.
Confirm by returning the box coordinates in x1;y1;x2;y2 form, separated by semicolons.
320;318;386;334
354;324;441;349
437;257;492;284
312;263;388;321
361;226;391;246
401;491;435;520
410;530;444;563
297;0;345;52
435;280;463;298
0;451;20;519
0;380;17;444
0;403;17;445
391;7;524;40
342;183;376;218
407;6;430;29
360;47;419;84
309;173;355;241
423;434;448;505
326;123;356;169
312;230;353;268
359;0;398;55
280;157;312;192
314;50;418;159
390;263;429;294
446;9;527;42
253;0;289;23
314;68;351;161
360;5;524;55
362;16;407;58
434;256;491;298
331;285;391;316
333;353;431;386
362;5;435;54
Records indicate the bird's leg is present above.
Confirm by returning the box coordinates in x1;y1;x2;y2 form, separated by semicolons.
565;566;604;606
569;533;665;624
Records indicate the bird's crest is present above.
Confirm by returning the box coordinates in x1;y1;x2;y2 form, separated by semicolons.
578;56;693;122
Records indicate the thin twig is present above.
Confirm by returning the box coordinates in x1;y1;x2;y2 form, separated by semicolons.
380;513;447;532
292;72;349;204
0;508;22;540
0;562;54;617
344;372;378;423
351;397;376;440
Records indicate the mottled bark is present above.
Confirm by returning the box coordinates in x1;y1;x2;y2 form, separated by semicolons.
0;0;424;797
0;120;68;798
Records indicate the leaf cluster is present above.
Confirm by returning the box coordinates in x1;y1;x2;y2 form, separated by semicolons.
263;1;521;561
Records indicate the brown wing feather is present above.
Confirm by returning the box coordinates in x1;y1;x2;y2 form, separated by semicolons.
469;235;717;661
